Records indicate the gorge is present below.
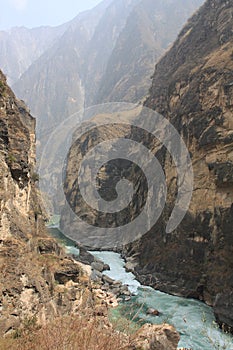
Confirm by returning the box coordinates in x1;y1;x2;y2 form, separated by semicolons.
0;69;182;349
56;0;233;336
0;0;233;348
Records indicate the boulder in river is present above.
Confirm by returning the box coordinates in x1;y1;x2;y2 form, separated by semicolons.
124;296;131;302
146;308;160;316
78;246;95;265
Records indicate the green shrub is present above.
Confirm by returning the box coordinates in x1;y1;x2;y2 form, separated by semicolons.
6;153;17;164
31;172;39;182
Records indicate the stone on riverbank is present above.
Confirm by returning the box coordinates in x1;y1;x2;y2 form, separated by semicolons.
129;323;180;350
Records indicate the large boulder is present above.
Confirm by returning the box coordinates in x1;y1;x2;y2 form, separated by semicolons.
128;323;180;350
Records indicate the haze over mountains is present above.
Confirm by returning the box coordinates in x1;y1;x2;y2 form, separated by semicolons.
0;0;203;146
0;24;69;86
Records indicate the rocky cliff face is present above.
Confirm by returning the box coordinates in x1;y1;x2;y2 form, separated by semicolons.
0;69;38;241
0;70;92;336
123;0;233;332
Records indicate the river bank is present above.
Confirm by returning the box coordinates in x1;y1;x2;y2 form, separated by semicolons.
48;227;233;350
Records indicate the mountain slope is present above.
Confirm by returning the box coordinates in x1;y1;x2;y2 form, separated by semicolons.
94;0;204;104
83;0;141;106
12;0;120;144
11;0;204;149
12;1;113;144
122;0;233;332
0;24;68;85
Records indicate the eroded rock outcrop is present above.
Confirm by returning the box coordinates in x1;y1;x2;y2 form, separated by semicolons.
0;71;102;337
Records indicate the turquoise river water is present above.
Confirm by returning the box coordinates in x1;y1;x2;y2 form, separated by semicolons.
49;228;233;350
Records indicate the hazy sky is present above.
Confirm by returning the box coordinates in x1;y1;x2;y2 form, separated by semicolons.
0;0;103;30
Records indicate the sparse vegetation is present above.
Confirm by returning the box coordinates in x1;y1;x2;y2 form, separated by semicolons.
1;313;132;350
0;80;6;95
6;153;17;164
31;172;40;182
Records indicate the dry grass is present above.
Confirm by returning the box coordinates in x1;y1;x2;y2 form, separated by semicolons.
0;298;143;350
1;314;131;350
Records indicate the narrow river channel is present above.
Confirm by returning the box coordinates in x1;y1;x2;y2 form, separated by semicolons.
49;227;233;350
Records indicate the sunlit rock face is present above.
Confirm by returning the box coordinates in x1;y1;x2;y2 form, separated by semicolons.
0;69;38;240
0;70;91;336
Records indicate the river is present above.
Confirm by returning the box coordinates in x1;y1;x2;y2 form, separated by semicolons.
50;228;233;350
